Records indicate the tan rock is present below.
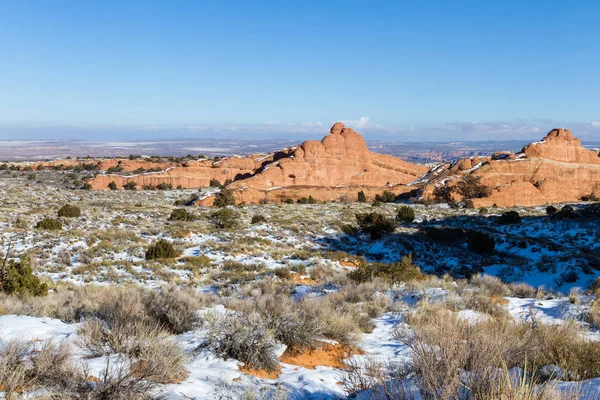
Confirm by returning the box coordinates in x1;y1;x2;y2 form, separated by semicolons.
420;128;600;207
195;123;427;205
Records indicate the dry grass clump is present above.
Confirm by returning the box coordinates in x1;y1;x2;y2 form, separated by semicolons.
393;302;600;399
215;379;290;400
470;273;510;297
339;356;572;400
228;294;325;351
205;311;280;372
143;285;203;334
509;282;538;298
583;299;600;329
0;285;205;334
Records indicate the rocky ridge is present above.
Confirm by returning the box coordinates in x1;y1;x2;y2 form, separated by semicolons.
419;128;600;207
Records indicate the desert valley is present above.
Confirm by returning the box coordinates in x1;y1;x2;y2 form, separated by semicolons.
2;1;599;398
1;123;600;399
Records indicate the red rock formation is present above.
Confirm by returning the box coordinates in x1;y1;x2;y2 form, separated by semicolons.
196;123;427;205
88;158;261;190
420;128;600;207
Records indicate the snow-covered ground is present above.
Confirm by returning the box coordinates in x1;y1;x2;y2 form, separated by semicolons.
1;170;600;398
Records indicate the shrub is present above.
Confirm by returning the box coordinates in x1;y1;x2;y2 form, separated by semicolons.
498;210;521;224
251;214;267;224
0;258;48;296
297;196;317;204
284;199;294;204
206;312;279;372
36;217;62;230
57;204;81;218
396;206;415;223
157;182;172;190
371;200;381;207
81;183;92;190
433;185;454;203
348;255;424;284
209;208;238;229
581;192;599;202
393;304;592;399
143;286;202;334
355;212;396;240
422;226;466;242
508;282;537;298
273;267;291;279
123;181;137;190
168;208;194;221
145;239;177;260
375;190;396;203
213;189;236;207
108;181;118;190
456;174;491;199
357;190;366;202
546;205;558;215
467;231;495;254
209;178;221;187
470;274;509;297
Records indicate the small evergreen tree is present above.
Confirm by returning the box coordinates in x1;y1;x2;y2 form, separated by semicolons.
108;181;118;190
209;208;238;229
355;212;396;240
375;190;397;203
498;211;521;224
456;175;491;199
146;239;177;260
123;181;137;190
57;204;81;218
169;208;194;221
213;189;236;207
0;257;48;297
357;190;367;203
396;206;415;223
251;214;267;224
36;218;62;230
209;178;221;187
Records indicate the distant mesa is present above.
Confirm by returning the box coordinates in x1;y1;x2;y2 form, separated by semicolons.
418;128;600;207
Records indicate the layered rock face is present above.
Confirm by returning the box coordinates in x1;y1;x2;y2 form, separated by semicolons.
88;157;262;190
420;128;600;207
195;123;427;205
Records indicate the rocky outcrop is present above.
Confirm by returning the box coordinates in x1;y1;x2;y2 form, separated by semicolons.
420;128;600;207
88;158;262;190
195;123;427;205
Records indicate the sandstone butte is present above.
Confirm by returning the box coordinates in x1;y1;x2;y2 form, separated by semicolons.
419;128;600;207
193;122;428;205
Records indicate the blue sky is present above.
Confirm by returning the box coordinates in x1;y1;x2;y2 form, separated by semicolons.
0;0;599;141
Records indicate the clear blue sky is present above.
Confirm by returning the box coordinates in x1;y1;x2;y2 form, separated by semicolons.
0;0;599;141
